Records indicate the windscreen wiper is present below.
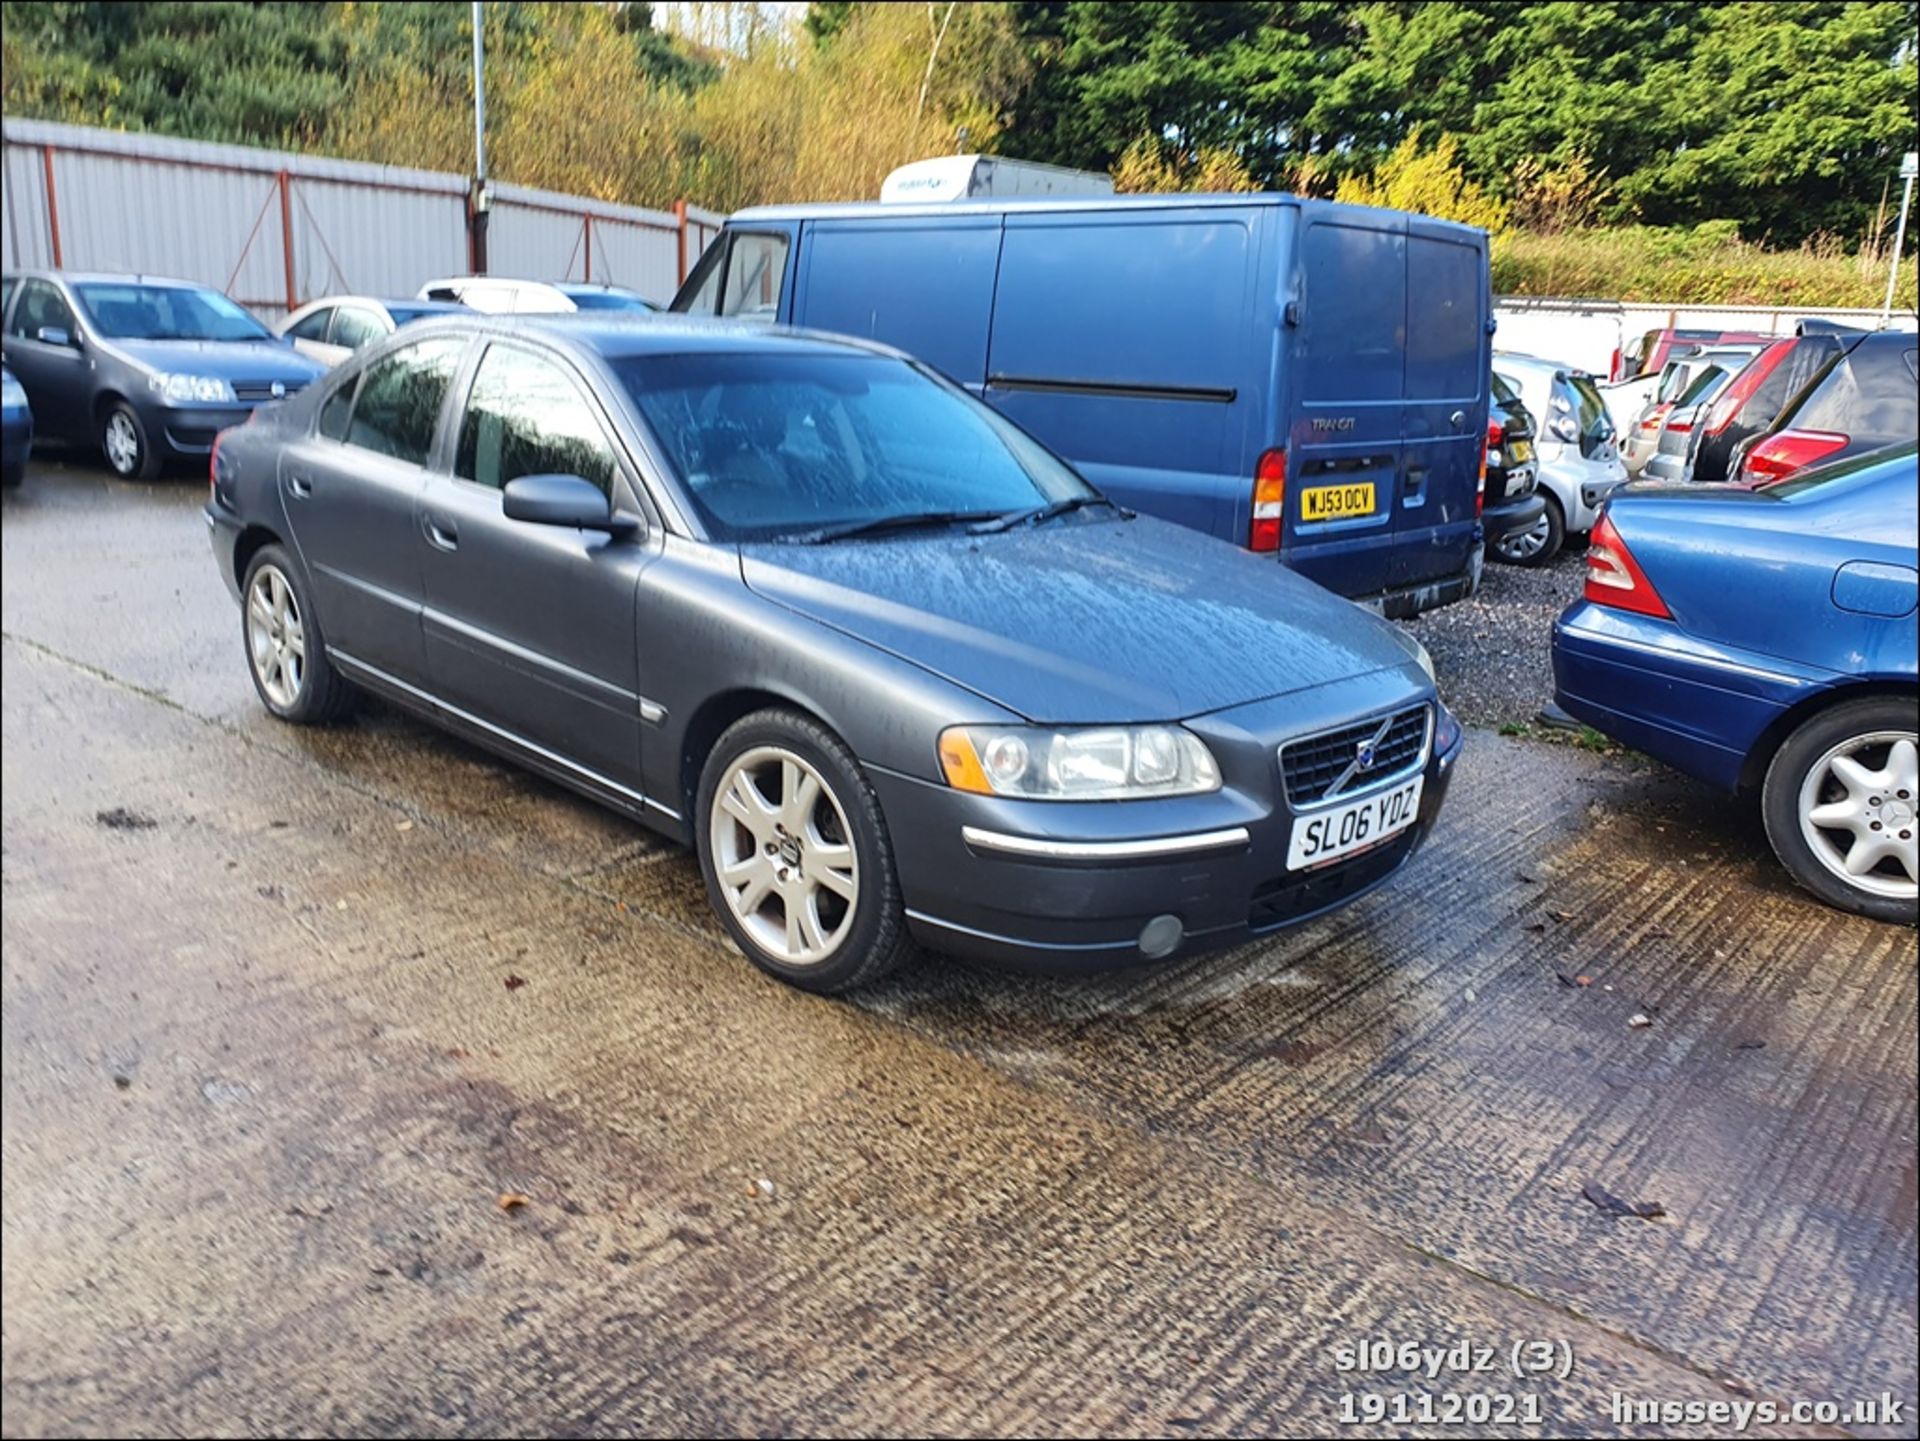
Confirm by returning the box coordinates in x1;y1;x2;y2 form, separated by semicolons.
792;509;1005;544
969;494;1123;534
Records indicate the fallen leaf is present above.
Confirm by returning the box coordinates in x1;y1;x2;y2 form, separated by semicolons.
497;1192;529;1212
1628;1013;1653;1029
504;975;527;991
1734;1038;1765;1051
395;819;414;832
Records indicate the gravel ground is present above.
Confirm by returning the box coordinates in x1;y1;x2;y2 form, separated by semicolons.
1397;545;1588;730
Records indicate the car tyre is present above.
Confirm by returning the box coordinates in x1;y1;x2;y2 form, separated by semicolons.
1761;697;1919;925
240;544;353;724
1490;493;1564;567
101;400;161;480
695;708;914;993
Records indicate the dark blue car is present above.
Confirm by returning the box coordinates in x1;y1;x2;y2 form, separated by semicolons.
1;363;29;487
1554;446;1919;922
206;316;1462;992
1;270;323;478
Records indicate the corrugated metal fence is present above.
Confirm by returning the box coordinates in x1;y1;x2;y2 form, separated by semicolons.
0;117;725;320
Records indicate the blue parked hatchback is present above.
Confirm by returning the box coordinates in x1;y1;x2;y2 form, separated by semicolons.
1553;446;1919;922
674;195;1493;617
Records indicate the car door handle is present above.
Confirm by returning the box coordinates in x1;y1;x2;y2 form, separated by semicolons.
423;514;459;552
287;474;313;499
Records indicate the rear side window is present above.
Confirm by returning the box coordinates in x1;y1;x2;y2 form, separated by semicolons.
1793;338;1920;439
1557;374;1611;439
318;377;357;441
330;307;385;351
287;307;333;342
345;337;466;465
455;344;618;496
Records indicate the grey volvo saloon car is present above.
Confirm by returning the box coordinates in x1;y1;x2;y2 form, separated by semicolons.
206;317;1462;993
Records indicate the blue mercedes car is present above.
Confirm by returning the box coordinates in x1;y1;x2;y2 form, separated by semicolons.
1554;445;1919;922
206;316;1462;992
1;363;29;487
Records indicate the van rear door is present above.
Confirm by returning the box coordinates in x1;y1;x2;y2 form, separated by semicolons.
1393;220;1488;595
1287;208;1406;600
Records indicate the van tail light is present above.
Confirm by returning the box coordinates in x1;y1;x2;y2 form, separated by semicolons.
1250;447;1285;552
1584;513;1669;618
1738;428;1849;486
1608;346;1622;383
1477;422;1492;515
1704;338;1791;438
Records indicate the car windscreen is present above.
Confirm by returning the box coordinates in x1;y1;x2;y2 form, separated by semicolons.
74;283;271;342
617;351;1095;541
1674;366;1729;408
563;291;656;312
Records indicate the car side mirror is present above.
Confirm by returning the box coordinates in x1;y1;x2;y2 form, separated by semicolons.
502;474;635;535
36;326;74;348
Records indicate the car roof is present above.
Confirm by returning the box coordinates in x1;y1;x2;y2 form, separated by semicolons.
1492;351;1592;377
297;295;463;312
8;269;208;288
392;313;897;362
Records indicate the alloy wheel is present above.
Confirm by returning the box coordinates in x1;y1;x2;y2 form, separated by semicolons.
1495;511;1552;562
1797;731;1919;901
708;745;859;966
104;411;141;475
247;565;306;709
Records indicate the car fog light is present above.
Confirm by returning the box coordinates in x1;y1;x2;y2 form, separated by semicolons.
1139;914;1184;960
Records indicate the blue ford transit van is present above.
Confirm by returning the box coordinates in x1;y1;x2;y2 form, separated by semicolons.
672;195;1492;616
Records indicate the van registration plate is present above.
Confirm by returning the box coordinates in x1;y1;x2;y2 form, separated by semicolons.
1300;482;1376;522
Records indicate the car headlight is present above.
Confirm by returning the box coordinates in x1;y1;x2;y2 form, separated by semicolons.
148;373;236;404
938;724;1222;800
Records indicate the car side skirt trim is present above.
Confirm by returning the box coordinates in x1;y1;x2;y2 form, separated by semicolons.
327;648;681;824
1567;628;1812;687
959;824;1251;862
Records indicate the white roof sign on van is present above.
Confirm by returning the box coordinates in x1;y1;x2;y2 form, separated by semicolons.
880;154;1116;204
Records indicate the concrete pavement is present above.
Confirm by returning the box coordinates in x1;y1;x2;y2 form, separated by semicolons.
3;457;1914;1437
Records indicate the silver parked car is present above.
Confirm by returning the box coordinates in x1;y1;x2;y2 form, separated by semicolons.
1643;361;1740;482
415;277;660;316
277;296;464;367
1621;345;1765;477
1490;353;1627;565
